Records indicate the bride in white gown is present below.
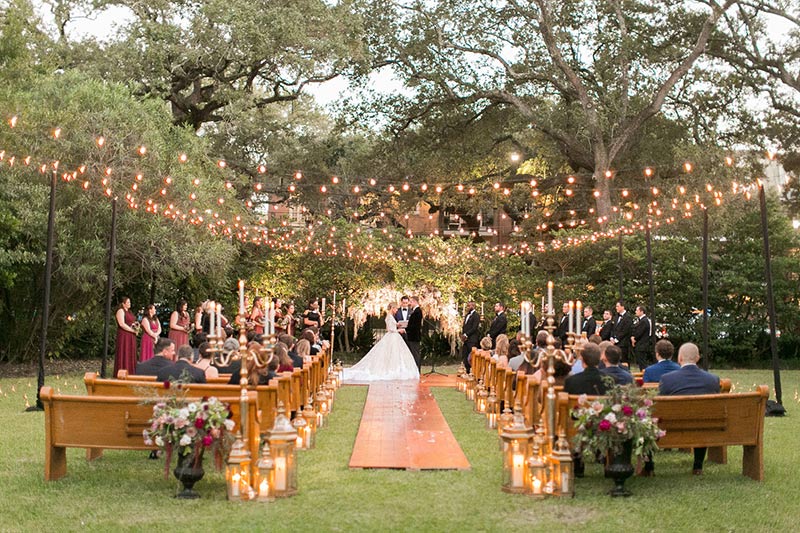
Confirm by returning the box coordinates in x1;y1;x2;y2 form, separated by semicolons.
344;303;420;382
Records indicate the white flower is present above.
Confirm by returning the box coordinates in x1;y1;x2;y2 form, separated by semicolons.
155;435;164;447
179;434;192;447
224;419;235;431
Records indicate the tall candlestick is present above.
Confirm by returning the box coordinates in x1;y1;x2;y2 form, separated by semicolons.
568;301;574;334
547;282;553;314
576;300;583;334
238;280;245;315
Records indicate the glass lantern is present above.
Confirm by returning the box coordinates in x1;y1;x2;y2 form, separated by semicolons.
302;398;317;449
225;435;251;500
292;414;309;451
486;390;498;429
500;407;535;494
254;439;275;503
527;441;546;498
268;402;298;498
551;432;574;497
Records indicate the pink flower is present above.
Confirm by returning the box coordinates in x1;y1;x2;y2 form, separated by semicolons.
598;419;612;431
622;405;634;416
202;435;214;447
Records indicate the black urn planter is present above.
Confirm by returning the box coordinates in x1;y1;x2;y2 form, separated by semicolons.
174;451;205;499
604;440;634;497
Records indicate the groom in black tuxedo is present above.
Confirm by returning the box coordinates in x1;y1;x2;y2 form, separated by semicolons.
405;296;423;370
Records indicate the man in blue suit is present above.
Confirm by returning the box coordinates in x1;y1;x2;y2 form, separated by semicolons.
642;342;720;476
642;339;680;383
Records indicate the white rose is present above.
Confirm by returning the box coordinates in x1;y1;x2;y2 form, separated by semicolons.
224;419;235;431
179;434;192;447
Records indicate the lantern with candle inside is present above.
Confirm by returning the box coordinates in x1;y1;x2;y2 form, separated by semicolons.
550;432;574;497
500;407;535;494
475;382;488;414
254;439;275;503
486;390;498;429
225;436;251;501
292;413;309;451
527;439;547;499
268;402;298;498
301;399;317;449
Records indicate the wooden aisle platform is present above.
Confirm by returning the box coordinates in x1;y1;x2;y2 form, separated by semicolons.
348;380;470;470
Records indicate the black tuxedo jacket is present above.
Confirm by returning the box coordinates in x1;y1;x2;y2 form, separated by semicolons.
632;316;652;354
156;360;207;384
581;316;597;336
599;320;613;341
462;310;480;345
487;312;507;342
405;306;422;342
564;367;609;396
135;356;173;377
611;312;633;348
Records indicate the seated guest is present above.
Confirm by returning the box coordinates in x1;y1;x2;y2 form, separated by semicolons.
295;339;312;363
279;334;303;368
274;342;294;373
493;334;510;367
642;339;680;383
193;342;219;380
156;344;207;383
564;343;608;396
136;338;176;376
642;343;720;476
600;345;633;385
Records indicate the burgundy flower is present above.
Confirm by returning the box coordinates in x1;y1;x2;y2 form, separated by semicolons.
195;417;205;429
598;419;612;431
202;435;213;447
622;405;634;416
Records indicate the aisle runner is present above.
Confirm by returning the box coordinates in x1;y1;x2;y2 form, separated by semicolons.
348;380;470;470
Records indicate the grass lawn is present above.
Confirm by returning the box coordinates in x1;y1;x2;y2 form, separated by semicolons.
0;368;797;532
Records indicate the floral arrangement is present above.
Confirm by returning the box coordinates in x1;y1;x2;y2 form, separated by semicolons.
144;395;235;477
571;383;666;458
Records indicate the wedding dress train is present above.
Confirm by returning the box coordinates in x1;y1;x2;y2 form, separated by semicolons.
344;314;420;382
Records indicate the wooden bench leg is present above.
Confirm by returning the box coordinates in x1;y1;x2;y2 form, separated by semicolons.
86;448;104;461
707;446;727;464
742;445;764;481
46;445;67;481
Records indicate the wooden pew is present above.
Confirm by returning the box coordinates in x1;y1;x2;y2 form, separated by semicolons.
41;386;259;481
555;385;769;480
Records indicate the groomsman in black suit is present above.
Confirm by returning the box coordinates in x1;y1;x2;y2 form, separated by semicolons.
631;305;652;370
610;300;633;364
555;303;570;346
581;305;597;337
405;296;423;370
461;302;480;373
487;302;507;348
598;309;614;341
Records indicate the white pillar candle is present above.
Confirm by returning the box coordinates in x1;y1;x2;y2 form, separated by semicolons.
274;457;287;491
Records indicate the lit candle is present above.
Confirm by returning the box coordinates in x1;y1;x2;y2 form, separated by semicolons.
512;452;525;487
568;301;574;334
231;472;240;497
238;280;245;315
533;477;542;494
274;457;287;491
547;281;553;314
259;478;268;497
576;300;583;334
209;301;216;337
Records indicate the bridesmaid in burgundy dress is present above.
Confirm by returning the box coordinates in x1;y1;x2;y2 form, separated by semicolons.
139;304;161;362
169;299;191;348
114;297;138;376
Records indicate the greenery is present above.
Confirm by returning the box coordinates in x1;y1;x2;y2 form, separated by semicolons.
0;368;797;531
571;382;664;458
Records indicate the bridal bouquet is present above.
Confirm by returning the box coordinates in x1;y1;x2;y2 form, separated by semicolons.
144;396;235;476
571;383;665;458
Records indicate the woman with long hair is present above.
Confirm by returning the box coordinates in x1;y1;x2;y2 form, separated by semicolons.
139;304;161;362
114;296;138;375
169;299;191;348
